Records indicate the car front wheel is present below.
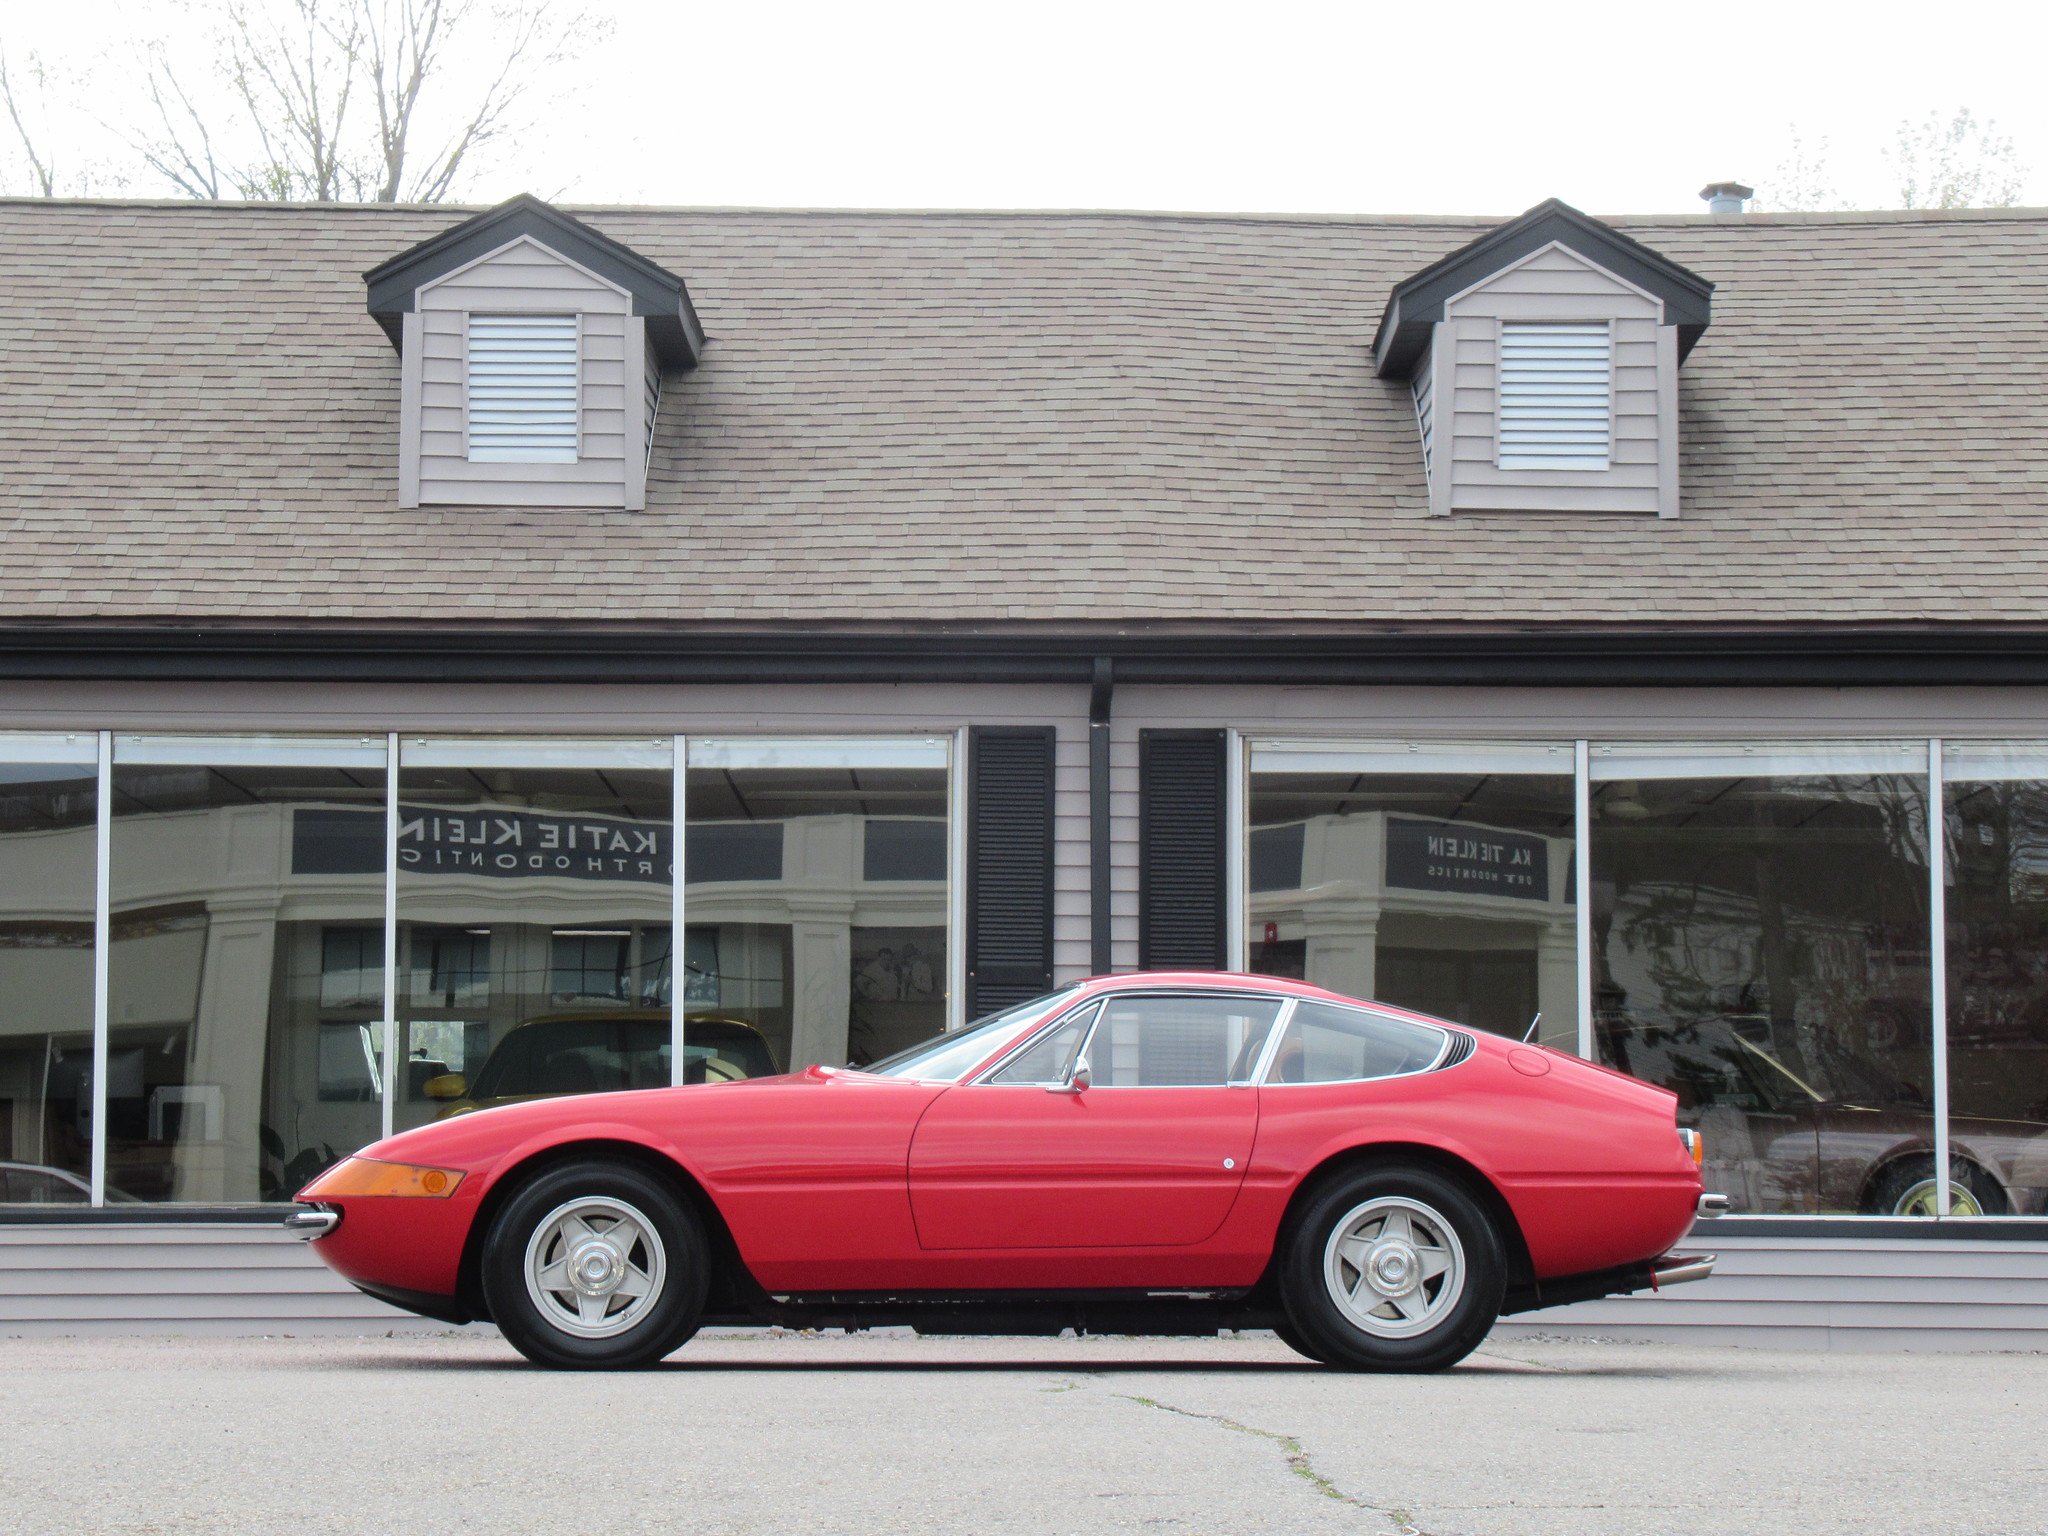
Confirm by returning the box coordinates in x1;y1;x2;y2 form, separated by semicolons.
1279;1165;1505;1373
481;1159;708;1369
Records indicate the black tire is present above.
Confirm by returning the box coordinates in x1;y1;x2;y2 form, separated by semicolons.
1271;1321;1326;1363
481;1158;709;1369
1865;1155;2009;1217
1279;1164;1505;1373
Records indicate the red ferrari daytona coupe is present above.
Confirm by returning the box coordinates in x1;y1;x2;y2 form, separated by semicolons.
291;972;1718;1371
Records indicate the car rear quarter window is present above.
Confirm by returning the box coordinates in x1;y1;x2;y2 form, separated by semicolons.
1267;1001;1447;1085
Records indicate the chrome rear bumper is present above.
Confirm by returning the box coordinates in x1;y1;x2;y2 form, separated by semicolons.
1696;1192;1730;1218
283;1207;339;1240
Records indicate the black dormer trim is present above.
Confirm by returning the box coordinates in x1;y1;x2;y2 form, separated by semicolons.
364;193;705;369
1372;198;1713;379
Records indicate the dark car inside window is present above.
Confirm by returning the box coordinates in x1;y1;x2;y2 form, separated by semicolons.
468;1017;777;1098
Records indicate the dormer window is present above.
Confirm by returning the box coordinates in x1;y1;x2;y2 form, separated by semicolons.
1497;322;1611;471
467;315;580;463
365;195;703;511
1373;200;1711;519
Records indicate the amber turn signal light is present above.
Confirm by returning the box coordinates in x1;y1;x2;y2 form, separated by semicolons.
1676;1128;1705;1170
299;1156;466;1199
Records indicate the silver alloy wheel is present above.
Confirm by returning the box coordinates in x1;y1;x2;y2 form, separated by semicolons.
1322;1195;1467;1339
523;1195;668;1340
1891;1177;1986;1217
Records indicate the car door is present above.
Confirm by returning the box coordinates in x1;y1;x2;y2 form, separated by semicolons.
906;992;1283;1249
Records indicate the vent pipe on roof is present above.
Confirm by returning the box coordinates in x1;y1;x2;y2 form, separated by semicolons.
1700;181;1754;216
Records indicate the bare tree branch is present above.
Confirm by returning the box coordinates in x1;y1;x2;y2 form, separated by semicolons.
1888;107;2026;211
125;0;607;203
0;47;59;196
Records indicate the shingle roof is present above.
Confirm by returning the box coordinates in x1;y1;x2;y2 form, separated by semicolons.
2;199;2045;629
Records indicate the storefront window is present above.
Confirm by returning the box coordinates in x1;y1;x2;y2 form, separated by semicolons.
686;739;951;1070
107;736;388;1202
1245;743;1578;1050
1940;744;2048;1217
0;739;98;1205
1590;743;1934;1216
393;739;674;1132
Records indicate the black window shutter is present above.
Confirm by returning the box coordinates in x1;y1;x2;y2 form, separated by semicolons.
966;727;1056;1018
1139;729;1228;970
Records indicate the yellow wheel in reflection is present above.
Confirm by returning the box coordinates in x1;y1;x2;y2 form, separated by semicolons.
1892;1177;1985;1217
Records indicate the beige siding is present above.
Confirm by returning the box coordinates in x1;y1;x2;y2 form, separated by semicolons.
406;237;639;510
1436;243;1676;518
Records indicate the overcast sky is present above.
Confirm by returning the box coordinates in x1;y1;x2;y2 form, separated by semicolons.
7;0;2046;214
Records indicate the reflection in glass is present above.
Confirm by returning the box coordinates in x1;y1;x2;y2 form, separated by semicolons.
687;754;949;1069
394;758;678;1129
1245;767;1578;1049
0;758;97;1203
108;755;386;1202
1590;754;1934;1215
1941;752;2048;1216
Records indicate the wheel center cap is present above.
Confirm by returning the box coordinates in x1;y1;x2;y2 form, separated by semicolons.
1368;1240;1419;1296
569;1238;625;1296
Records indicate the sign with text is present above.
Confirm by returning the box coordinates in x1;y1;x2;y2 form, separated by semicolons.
293;806;673;885
1383;816;1550;902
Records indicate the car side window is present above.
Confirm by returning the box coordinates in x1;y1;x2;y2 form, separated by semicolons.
1266;1001;1445;1085
987;1004;1101;1085
1082;995;1285;1087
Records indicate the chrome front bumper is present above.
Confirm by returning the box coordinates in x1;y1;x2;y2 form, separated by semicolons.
283;1207;339;1240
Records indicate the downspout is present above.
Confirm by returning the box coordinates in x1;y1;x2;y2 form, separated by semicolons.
1090;656;1115;975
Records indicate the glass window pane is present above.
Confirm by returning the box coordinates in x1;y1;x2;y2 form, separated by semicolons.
1944;762;2048;1217
686;749;950;1070
107;755;386;1202
1246;760;1578;1050
1269;1000;1448;1084
1589;752;1933;1216
988;1004;1099;1085
0;759;97;1204
1085;995;1284;1087
394;755;677;1128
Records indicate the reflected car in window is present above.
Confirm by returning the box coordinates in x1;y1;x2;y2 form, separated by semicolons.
423;1011;780;1118
294;973;1714;1372
1600;1017;2048;1216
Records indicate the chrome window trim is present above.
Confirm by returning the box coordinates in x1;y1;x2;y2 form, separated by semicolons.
1255;999;1455;1088
975;1000;1105;1087
968;988;1297;1088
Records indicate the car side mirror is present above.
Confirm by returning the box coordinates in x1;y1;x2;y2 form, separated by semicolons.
1050;1056;1092;1095
422;1072;468;1101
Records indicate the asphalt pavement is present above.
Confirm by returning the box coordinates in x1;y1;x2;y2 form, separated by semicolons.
4;1328;2044;1535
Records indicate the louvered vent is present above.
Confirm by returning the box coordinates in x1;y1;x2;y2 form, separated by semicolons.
1412;366;1435;482
1437;1031;1476;1069
1139;730;1227;970
467;315;579;462
1497;321;1610;470
967;728;1056;1017
644;350;662;469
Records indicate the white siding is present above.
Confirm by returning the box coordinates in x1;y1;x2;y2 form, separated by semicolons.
1491;1230;2048;1350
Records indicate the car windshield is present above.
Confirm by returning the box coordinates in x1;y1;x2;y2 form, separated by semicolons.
856;987;1086;1081
468;1018;777;1098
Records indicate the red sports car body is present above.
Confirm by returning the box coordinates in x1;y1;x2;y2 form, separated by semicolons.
293;973;1716;1371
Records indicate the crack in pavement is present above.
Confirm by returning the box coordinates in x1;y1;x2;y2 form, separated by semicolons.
1115;1392;1431;1536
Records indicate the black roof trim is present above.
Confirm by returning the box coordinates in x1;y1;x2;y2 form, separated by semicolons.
363;193;704;368
5;626;2048;688
1372;198;1715;379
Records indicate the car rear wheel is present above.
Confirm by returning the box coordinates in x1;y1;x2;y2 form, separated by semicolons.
1279;1165;1505;1373
482;1159;708;1369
